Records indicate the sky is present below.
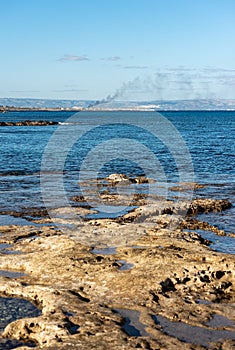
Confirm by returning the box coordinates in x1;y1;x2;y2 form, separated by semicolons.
1;0;235;101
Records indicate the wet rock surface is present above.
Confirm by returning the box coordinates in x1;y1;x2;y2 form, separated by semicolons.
104;173;155;185
187;199;232;215
0;185;234;349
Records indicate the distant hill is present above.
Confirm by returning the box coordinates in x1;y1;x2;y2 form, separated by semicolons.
0;98;235;111
0;98;90;109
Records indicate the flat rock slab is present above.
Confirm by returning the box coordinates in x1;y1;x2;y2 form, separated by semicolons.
0;196;234;349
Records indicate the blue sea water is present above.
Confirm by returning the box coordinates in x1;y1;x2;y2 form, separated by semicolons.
0;110;234;237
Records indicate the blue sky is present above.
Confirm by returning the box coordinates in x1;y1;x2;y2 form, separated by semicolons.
1;0;235;100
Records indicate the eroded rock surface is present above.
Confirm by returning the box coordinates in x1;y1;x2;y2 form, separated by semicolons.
0;189;234;349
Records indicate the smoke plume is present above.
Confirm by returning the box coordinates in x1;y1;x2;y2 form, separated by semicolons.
88;67;234;108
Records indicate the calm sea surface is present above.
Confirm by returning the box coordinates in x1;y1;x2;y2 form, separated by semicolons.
0;110;234;241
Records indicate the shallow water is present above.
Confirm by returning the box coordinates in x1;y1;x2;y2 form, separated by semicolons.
0;338;36;349
188;229;235;255
0;270;26;279
114;309;149;337
196;299;213;305
85;205;137;220
91;247;117;255
0;111;234;251
196;182;235;234
117;260;134;271
0;297;41;349
0;243;11;251
0;297;41;331
206;314;234;329
152;314;235;347
0;243;21;255
0;214;32;226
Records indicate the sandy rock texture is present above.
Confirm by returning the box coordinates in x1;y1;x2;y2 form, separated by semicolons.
0;184;234;349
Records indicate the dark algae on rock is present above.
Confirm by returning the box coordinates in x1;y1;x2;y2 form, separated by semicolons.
0;120;58;126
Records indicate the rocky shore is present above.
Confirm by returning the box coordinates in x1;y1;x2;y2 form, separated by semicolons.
0;120;58;126
0;180;234;349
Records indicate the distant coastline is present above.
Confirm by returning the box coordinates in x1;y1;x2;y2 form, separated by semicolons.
0;106;84;113
1;98;235;112
1;106;235;113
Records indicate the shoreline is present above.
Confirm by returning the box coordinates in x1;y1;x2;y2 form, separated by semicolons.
0;182;234;349
1;107;235;113
0;106;84;113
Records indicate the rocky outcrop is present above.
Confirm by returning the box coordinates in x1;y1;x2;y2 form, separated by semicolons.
0;192;234;349
187;198;232;215
0;120;58;126
105;173;156;184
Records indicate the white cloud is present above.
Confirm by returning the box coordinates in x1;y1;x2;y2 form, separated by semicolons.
9;90;40;93
59;54;89;62
123;65;149;70
106;56;121;61
52;89;88;93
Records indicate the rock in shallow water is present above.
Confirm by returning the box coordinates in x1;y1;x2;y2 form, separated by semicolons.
0;120;58;126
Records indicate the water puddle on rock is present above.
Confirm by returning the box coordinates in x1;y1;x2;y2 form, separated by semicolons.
0;270;26;279
130;245;147;250
152;314;235;347
0;244;21;255
85;206;137;220
0;338;36;349
196;299;213;305
117;260;134;271
0;297;41;330
91;247;117;255
206;314;234;329
114;309;148;337
0;297;41;349
0;243;11;251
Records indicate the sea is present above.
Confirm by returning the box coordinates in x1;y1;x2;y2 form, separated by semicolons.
0;110;234;252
